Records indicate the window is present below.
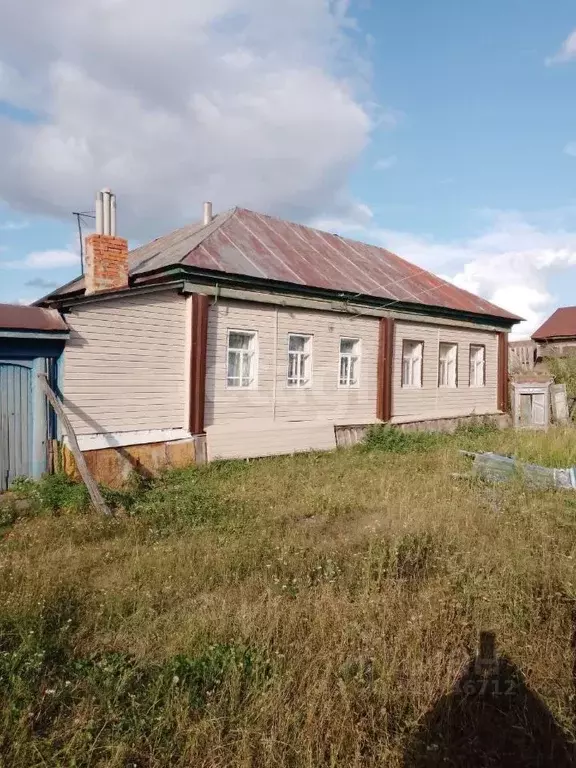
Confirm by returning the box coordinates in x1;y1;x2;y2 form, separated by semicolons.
339;338;360;387
438;342;457;387
402;340;423;387
469;344;485;387
287;334;312;387
226;330;257;388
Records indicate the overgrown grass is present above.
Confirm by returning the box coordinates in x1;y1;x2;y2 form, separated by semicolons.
2;427;576;765
545;354;576;402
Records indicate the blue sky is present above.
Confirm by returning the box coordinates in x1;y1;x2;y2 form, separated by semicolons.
1;1;575;337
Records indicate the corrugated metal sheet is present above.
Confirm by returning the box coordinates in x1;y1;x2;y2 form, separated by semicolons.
0;361;32;490
532;306;576;340
0;303;68;332
43;207;519;322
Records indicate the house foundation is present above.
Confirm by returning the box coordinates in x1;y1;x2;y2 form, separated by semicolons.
62;435;207;488
334;412;510;448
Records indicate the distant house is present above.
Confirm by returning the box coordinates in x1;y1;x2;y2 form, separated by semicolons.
37;191;520;484
532;307;576;355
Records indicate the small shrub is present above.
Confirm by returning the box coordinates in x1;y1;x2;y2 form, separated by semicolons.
132;467;240;531
545;355;576;401
453;421;499;439
363;424;445;453
9;473;136;515
0;503;17;528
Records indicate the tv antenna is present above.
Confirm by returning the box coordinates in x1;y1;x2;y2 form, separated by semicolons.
72;211;96;273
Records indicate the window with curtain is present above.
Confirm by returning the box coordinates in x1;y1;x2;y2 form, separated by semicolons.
226;330;257;387
401;340;423;387
287;334;312;387
469;344;486;387
438;342;457;387
339;338;360;387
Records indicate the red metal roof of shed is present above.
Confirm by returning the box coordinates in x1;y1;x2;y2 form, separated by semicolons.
43;207;520;322
532;306;576;340
0;303;68;332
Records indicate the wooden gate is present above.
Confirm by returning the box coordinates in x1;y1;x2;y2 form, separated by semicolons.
0;359;34;491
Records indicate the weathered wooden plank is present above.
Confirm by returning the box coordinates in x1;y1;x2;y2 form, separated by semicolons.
38;373;111;516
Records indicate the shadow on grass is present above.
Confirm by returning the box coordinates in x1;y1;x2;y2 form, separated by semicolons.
403;632;576;768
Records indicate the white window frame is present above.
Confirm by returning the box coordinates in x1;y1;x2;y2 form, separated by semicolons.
287;333;313;388
338;337;361;388
226;329;258;389
438;342;458;388
401;339;423;388
469;344;486;387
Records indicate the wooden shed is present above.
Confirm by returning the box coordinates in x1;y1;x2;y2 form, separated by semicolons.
0;304;68;490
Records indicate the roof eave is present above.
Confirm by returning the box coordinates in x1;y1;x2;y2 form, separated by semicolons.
131;264;520;328
40;261;520;329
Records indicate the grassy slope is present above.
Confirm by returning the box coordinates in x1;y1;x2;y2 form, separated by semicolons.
2;428;576;765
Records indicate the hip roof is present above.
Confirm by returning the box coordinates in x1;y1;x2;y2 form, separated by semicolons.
41;207;520;323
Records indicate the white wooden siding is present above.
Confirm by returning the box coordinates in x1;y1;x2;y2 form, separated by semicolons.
63;291;187;435
205;300;380;428
392;320;499;421
206;419;336;460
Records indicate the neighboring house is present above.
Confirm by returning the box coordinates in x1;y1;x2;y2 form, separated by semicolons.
38;191;520;483
532;307;576;356
0;304;69;490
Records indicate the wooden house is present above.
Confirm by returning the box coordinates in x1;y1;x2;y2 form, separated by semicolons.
38;191;520;483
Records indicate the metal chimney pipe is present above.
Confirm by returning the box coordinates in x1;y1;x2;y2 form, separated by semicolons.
95;190;104;235
110;193;117;237
203;201;213;226
102;188;111;235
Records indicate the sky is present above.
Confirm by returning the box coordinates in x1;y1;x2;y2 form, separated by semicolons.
0;0;575;338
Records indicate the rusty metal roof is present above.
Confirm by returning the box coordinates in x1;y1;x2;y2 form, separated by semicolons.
0;303;68;332
43;207;520;322
532;306;576;340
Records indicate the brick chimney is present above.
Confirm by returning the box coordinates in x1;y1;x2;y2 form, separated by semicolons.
84;189;129;295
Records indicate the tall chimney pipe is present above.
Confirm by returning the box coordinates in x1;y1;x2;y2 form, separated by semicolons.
102;188;111;236
110;192;117;237
203;201;213;227
85;187;128;295
95;190;104;235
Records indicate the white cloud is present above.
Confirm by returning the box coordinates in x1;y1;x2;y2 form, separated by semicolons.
0;219;28;231
546;29;576;65
564;142;576;157
0;0;376;239
4;249;80;269
325;209;576;339
374;155;397;171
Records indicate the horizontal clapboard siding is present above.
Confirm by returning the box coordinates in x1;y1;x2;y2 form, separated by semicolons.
391;320;499;421
206;420;336;460
63;291;187;435
205;300;380;427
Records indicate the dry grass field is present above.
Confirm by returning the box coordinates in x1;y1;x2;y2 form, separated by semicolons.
2;425;576;766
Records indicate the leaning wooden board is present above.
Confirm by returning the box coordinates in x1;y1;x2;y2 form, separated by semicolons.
38;373;111;516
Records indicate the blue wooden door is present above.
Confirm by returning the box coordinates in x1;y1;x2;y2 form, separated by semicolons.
0;360;33;491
